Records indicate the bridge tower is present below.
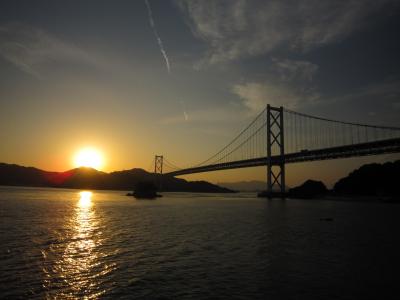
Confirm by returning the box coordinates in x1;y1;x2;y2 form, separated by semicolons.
154;155;163;190
266;105;286;197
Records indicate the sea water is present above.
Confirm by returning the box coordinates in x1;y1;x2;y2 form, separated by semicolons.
0;186;399;299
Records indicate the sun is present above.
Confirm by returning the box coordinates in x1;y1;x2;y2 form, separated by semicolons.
74;147;104;170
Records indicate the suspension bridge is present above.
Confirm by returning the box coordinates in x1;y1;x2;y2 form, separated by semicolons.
152;105;400;197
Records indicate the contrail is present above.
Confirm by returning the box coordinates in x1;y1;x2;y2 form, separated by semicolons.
180;100;189;121
144;0;171;73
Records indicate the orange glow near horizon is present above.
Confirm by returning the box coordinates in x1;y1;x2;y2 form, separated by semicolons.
73;147;104;170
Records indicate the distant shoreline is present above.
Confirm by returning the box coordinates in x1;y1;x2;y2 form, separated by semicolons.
1;185;398;203
0;184;236;194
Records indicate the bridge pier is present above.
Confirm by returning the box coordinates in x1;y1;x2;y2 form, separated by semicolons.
262;105;286;198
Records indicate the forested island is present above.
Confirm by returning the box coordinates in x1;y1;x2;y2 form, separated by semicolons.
288;160;400;201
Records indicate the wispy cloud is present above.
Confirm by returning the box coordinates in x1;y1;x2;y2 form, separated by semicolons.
176;0;398;64
145;0;171;73
232;81;320;114
0;23;105;78
180;100;189;121
271;58;319;82
160;106;244;125
232;57;320;114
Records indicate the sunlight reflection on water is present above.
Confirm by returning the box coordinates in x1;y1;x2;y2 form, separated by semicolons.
42;191;115;299
78;191;93;208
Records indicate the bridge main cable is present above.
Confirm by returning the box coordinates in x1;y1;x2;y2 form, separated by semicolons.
191;106;267;168
161;105;400;181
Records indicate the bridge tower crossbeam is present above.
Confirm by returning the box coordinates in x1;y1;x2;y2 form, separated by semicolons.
154;155;163;174
154;155;163;190
266;105;286;197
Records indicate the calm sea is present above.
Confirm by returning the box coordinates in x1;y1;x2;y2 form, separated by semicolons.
0;186;399;299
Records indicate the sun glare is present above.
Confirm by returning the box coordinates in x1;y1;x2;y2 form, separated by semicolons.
79;191;92;207
74;148;104;170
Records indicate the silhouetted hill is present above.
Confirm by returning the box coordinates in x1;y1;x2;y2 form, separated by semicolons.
289;180;328;199
334;160;400;197
0;163;54;186
51;167;110;189
0;163;233;193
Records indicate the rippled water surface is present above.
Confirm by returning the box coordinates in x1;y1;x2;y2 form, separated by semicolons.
1;186;399;299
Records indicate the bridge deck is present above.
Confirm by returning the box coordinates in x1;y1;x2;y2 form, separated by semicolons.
165;138;400;176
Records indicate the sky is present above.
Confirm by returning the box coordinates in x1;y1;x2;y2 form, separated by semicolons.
0;0;400;187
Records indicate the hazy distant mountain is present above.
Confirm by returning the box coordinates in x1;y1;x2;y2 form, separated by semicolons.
217;180;267;192
0;163;233;193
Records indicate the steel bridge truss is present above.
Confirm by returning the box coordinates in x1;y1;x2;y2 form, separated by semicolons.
266;105;285;196
164;138;400;175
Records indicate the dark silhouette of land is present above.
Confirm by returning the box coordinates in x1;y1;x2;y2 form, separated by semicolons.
287;160;400;200
289;180;328;199
0;163;233;193
333;160;399;197
126;181;162;199
1;160;399;198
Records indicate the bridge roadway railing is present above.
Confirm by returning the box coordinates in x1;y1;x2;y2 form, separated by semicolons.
165;137;400;176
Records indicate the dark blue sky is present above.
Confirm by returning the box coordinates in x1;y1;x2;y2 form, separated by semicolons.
0;0;399;184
